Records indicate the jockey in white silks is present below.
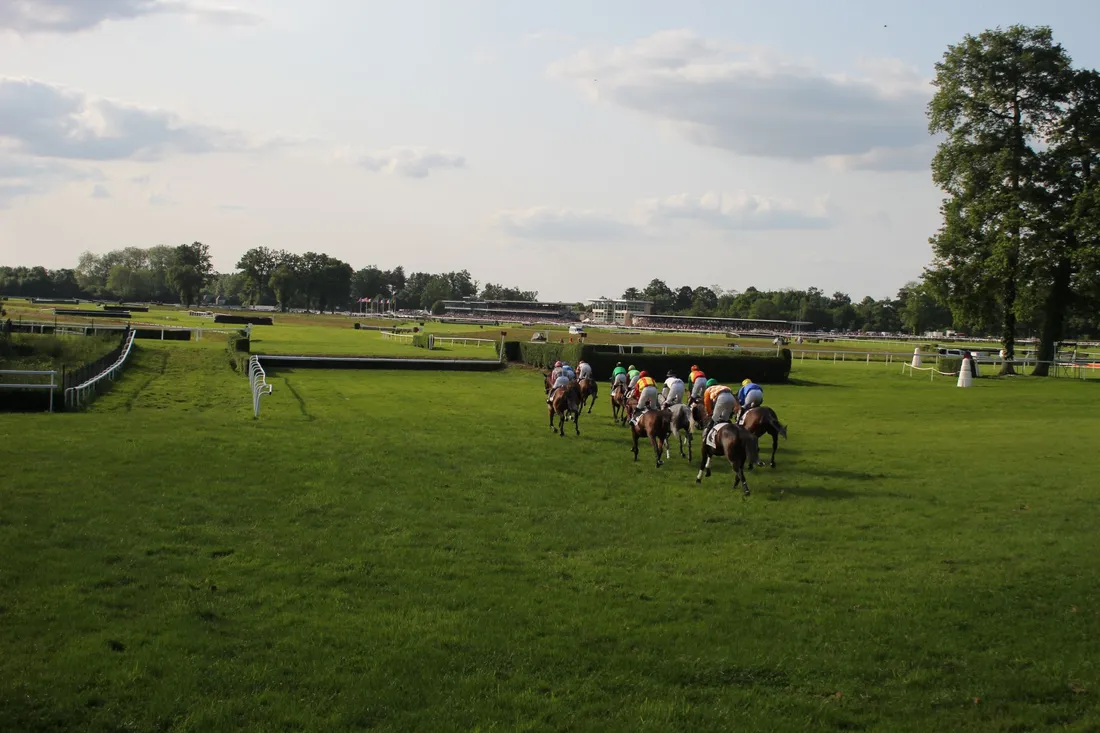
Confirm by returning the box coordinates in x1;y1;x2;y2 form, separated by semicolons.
661;371;685;407
577;360;593;380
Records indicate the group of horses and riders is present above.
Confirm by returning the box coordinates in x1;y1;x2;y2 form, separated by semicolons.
544;359;788;497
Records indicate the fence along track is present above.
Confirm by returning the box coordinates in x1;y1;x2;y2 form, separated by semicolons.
63;329;137;409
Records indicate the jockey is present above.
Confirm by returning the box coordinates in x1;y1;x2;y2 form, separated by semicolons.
577;359;593;380
550;360;564;383
562;362;576;382
633;371;659;414
546;369;572;405
662;370;685;407
702;379;736;441
736;378;763;424
689;365;707;402
611;362;628;389
626;365;642;393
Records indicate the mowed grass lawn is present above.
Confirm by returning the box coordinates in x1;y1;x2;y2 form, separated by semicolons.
2;342;1099;731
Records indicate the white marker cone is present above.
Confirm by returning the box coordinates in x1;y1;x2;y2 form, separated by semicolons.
911;347;922;369
957;357;973;388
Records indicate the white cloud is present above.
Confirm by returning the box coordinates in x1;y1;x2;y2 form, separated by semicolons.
0;0;262;34
90;183;112;199
0;77;280;161
347;146;467;179
0;152;102;207
549;30;932;172
641;191;835;230
494;190;836;241
492;207;639;241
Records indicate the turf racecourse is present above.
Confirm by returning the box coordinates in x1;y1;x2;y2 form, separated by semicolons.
1;342;1099;731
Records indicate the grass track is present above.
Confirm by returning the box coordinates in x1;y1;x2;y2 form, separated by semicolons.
1;342;1099;731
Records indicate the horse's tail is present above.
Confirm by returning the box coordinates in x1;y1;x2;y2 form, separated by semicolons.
770;411;788;440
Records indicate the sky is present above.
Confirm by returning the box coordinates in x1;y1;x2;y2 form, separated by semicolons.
2;0;1099;302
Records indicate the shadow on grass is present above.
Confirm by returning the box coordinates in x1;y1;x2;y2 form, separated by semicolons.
767;485;860;500
786;377;851;389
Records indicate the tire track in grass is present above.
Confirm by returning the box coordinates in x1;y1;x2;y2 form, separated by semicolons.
122;348;169;411
281;377;314;421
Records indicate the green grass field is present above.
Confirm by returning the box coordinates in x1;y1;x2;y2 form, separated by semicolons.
2;339;1099;731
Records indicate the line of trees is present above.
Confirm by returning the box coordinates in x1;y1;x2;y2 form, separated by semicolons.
0;245;539;313
613;280;955;335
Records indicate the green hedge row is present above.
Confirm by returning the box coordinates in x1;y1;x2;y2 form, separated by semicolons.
412;333;429;348
502;342;791;383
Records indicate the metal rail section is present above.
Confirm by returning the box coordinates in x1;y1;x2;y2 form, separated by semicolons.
63;330;137;409
248;355;273;418
0;370;58;412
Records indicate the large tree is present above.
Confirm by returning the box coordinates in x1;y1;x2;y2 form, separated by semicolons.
1027;69;1100;374
927;25;1073;373
167;242;214;307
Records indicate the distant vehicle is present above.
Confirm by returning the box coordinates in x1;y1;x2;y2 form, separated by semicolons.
568;325;586;335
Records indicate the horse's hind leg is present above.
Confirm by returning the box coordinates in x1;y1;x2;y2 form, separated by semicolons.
651;435;663;468
573;409;581;435
770;430;778;468
548;406;555;430
558;413;565;437
696;449;711;483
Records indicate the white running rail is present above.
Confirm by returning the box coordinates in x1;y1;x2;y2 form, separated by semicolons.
379;330;414;344
0;370;57;412
248;355;273;418
431;336;496;348
64;330;137;409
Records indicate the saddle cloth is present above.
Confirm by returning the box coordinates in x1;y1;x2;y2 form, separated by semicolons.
704;423;731;449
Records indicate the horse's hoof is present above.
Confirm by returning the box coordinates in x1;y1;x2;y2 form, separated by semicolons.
770;463;776;469
695;478;701;484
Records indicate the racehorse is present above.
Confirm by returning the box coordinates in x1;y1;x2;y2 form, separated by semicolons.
630;408;672;468
688;399;707;431
610;383;628;422
543;371;554;394
548;380;581;436
696;422;760;498
667;403;694;460
577;377;599;414
620;395;638;427
739;407;788;468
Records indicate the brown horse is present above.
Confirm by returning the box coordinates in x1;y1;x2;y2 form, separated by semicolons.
548;380;581;436
577;377;599;414
739;407;788;468
630;408;672;467
610;382;628;422
620;395;638;427
543;371;554;394
696;422;760;497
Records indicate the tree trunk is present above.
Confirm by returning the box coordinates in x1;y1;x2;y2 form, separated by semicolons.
1000;274;1017;375
1032;253;1073;376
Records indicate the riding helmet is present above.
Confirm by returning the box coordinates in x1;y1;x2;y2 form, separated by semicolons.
628;365;636;371
742;378;752;386
706;378;718;387
639;371;648;377
667;370;676;377
690;364;698;371
555;361;562;367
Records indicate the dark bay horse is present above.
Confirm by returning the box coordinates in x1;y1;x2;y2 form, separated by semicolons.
548;380;581;436
696;423;760;497
667;403;694;460
630;408;672;467
688;399;707;431
739;407;788;468
578;377;598;414
610;383;628;422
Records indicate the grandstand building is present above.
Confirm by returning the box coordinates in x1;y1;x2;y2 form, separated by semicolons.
587;298;654;325
632;313;813;333
440;298;578;322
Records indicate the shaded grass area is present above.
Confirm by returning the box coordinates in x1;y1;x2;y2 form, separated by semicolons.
0;332;120;376
248;324;499;359
1;346;1099;731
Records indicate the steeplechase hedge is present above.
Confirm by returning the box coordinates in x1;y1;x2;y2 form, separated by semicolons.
503;341;792;383
213;314;274;326
54;309;130;318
